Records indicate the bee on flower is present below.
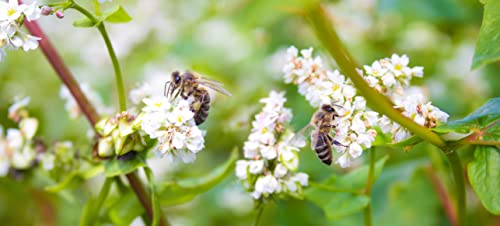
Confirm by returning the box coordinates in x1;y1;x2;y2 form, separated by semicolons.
236;91;309;201
283;46;378;168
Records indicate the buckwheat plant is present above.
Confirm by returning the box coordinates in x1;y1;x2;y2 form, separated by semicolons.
236;91;308;201
283;46;379;167
0;0;41;61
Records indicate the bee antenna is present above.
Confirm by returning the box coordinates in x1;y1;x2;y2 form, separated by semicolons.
330;102;344;109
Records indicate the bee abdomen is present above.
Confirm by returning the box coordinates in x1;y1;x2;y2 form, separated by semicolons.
194;90;211;125
314;134;332;165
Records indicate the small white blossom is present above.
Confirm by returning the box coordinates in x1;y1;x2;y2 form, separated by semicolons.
140;95;205;164
236;91;308;200
0;0;42;61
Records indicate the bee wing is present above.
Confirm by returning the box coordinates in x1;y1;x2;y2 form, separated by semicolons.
289;123;316;147
198;79;232;96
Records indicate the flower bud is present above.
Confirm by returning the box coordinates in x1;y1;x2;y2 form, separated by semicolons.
41;6;52;16
98;137;114;158
55;11;64;19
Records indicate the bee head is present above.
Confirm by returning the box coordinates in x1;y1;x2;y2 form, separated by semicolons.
172;71;182;85
321;104;335;113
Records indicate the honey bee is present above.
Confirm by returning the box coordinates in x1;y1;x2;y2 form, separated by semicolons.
292;104;346;165
165;70;231;125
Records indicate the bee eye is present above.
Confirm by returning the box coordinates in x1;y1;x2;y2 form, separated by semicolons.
174;75;181;84
327;107;334;112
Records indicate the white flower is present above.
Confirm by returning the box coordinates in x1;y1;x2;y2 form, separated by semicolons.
249;160;264;174
236;160;250;180
141;95;205;164
236;91;308;200
19;117;38;139
273;163;287;178
253;175;280;199
0;0;41;61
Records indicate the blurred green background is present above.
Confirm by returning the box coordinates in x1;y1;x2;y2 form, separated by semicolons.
0;0;498;225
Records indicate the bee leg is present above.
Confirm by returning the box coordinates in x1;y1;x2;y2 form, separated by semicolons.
332;139;347;147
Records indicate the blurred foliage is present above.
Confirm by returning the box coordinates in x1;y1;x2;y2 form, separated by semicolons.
0;0;499;225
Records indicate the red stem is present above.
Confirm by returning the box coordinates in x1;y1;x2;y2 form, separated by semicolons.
425;167;457;226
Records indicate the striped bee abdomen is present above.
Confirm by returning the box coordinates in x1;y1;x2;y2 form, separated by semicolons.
193;89;211;125
314;133;332;165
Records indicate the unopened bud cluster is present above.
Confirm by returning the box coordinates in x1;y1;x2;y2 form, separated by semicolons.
95;111;146;157
236;91;308;200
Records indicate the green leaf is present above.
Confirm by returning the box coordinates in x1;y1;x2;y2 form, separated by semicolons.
434;98;500;138
45;165;104;192
144;167;160;226
376;168;442;226
103;5;132;23
157;148;239;206
73;17;97;28
108;191;143;226
104;151;147;177
472;0;500;69
304;155;389;220
468;146;500;215
308;192;370;220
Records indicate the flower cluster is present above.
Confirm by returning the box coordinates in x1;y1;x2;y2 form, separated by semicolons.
283;46;378;167
378;90;450;142
96;111;146;158
360;55;449;142
60;84;113;119
0;0;41;61
0;97;39;176
236;91;308;200
139;95;205;163
361;54;423;99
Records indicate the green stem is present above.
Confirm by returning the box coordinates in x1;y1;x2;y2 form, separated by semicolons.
306;5;447;151
253;205;264;226
94;177;113;215
446;151;466;226
364;148;375;226
70;1;127;111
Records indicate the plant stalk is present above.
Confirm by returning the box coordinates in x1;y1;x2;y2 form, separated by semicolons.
363;148;375;226
126;172;168;226
70;1;127;111
446;151;466;226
